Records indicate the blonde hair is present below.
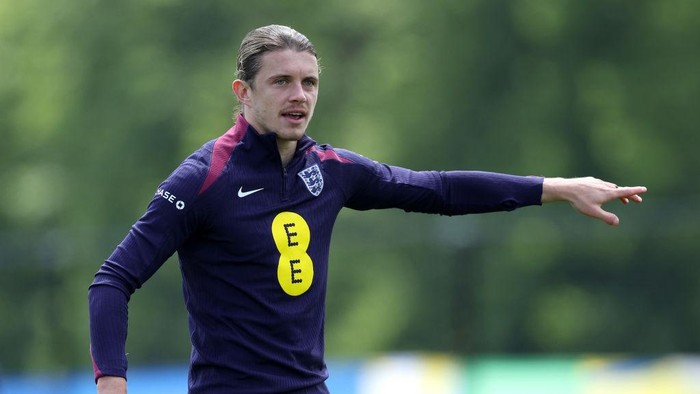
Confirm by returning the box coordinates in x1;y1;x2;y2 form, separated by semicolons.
236;25;318;86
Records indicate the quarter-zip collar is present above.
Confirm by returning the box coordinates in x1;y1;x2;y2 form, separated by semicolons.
237;114;316;169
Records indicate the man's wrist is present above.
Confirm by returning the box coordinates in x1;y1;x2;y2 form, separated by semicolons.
541;177;569;203
97;376;127;394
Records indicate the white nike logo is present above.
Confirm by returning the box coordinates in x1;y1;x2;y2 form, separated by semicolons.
237;186;264;198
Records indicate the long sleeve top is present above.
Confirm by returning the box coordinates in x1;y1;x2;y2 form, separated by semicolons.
88;115;543;393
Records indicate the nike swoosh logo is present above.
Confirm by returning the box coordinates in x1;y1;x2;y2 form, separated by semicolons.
237;187;264;198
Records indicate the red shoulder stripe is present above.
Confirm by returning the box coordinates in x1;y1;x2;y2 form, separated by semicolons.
198;115;248;195
307;145;352;163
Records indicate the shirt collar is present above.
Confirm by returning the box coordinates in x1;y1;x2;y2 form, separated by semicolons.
236;114;316;164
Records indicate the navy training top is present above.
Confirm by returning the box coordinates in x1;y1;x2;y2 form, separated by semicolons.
88;115;543;393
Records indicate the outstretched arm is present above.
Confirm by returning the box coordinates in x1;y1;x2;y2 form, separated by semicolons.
542;177;647;226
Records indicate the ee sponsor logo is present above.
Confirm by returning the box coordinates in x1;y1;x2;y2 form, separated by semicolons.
271;212;313;296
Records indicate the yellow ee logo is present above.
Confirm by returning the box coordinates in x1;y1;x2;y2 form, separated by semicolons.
271;212;313;296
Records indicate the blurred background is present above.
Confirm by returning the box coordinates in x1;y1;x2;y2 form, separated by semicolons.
1;0;699;392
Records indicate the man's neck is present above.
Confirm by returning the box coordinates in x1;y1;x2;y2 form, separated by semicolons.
277;139;297;167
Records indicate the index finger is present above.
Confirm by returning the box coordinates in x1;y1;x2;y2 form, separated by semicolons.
614;186;646;204
616;186;647;196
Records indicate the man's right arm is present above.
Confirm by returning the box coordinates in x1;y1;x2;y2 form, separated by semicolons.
88;155;212;389
89;284;130;388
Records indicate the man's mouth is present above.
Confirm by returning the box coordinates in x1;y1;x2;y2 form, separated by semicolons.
282;111;306;121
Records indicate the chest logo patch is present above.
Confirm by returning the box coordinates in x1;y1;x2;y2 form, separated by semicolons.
298;164;323;197
272;212;313;296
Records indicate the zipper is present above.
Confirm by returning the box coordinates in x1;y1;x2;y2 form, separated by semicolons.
281;166;289;202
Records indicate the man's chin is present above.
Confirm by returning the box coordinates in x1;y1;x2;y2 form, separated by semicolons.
274;132;305;142
277;126;308;141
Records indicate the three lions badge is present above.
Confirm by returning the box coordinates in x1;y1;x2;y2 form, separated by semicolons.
298;164;323;196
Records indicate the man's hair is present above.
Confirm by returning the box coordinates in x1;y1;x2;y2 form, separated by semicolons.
236;24;319;86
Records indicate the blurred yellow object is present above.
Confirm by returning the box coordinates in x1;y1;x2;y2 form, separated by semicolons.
581;355;700;394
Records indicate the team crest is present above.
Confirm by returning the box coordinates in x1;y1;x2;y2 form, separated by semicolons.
298;164;324;196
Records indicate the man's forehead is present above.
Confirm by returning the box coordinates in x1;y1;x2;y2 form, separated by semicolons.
258;49;319;77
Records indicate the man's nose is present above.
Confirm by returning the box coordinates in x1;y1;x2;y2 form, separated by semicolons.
289;82;307;103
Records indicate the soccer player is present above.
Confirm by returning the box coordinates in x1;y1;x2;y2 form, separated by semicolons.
88;24;646;394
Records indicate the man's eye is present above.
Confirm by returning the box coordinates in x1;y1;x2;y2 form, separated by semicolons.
274;79;287;86
303;79;317;87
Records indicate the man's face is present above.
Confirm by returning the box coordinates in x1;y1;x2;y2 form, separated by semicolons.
239;49;319;141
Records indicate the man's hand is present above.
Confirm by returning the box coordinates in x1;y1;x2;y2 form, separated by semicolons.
97;376;127;394
542;177;647;226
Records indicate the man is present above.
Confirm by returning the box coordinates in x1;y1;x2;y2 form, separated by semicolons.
89;25;646;393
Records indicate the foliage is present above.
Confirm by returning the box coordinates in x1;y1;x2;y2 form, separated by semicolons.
0;0;698;372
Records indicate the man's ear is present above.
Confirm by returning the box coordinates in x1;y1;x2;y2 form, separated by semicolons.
232;79;251;105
